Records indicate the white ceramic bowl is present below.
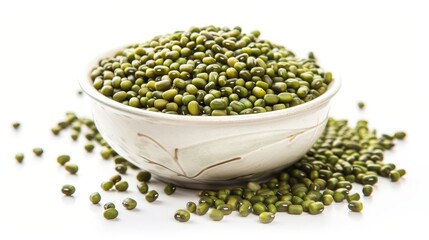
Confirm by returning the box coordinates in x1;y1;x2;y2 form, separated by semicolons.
79;48;341;189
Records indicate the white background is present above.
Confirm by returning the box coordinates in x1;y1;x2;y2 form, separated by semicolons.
1;0;429;239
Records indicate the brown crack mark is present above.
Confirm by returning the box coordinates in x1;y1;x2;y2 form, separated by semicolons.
137;133;171;157
286;130;305;142
173;148;187;177
137;133;186;176
223;173;255;181
138;154;185;177
136;116;328;180
174;148;178;160
309;113;326;143
286;115;329;143
236;130;307;160
190;157;242;179
183;172;255;183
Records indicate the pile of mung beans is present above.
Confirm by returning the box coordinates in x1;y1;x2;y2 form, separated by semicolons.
13;110;406;224
12;26;407;224
90;26;332;116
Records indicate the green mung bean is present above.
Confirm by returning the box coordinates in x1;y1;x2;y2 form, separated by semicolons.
348;201;363;212
227;196;239;210
136;171;151;182
12;122;20;129
301;200;314;212
390;171;401;182
103;208;118;220
247;181;261;192
84;142;95;152
308;202;324;215
252;202;268;215
15;153;24;163
394;131;406;140
322;194;334;206
57;155;70;165
65;163;79;174
333;191;345;203
115;181;129;192
71;130;79;141
145;190;159;202
174;209;191;222
217;204;233;215
186;202;197;213
267;203;277;214
104;202;115;210
259;212;275;224
110;175;122;184
114;164;127;174
347;193;361;202
196;203;210;216
362;185;373;196
101;180;114;191
361;175;378;185
288;205;303;215
33;148;43;156
100;147;112;160
122;198;137;210
397;169;406;176
61;184;75;196
209;209;224;221
137;182;149;194
51;125;62;135
239;202;252;217
164;183;177;195
89;192;101;204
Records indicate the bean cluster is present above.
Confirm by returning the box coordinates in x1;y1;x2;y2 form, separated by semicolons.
14;112;406;223
91;26;332;116
179;119;406;223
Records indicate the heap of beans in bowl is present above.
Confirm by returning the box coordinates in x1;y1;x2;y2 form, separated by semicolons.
90;26;332;116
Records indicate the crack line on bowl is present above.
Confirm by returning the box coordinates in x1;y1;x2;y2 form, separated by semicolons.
308;113;324;144
184;172;256;184
235;129;307;161
188;118;329;179
187;131;306;178
137;132;186;176
189;157;242;178
286;131;304;142
138;153;184;176
173;148;187;177
222;173;255;181
136;115;328;180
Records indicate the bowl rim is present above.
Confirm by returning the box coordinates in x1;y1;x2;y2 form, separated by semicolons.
79;46;341;123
